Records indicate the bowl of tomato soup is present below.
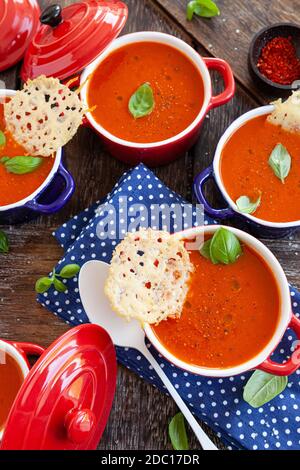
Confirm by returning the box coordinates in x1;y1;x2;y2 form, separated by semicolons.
0;339;44;439
194;105;300;238
79;32;235;166
0;90;75;224
144;225;300;377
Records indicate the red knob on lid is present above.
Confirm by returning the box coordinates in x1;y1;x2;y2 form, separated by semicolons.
65;408;96;444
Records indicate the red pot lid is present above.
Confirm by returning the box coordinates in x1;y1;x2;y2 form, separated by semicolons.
0;0;40;72
21;0;128;82
0;324;117;450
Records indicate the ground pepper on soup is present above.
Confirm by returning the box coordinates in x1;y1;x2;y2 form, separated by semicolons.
152;246;280;369
87;42;204;143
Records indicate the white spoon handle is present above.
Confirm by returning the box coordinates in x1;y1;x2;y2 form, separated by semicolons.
140;345;218;451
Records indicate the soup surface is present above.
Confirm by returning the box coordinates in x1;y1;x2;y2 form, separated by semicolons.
152;246;280;369
220;115;300;222
0;102;54;206
87;42;204;143
0;352;23;430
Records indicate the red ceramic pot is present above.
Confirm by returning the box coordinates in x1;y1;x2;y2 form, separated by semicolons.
145;225;300;377
79;32;235;167
0;324;117;450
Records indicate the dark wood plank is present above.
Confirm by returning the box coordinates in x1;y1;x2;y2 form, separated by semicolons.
153;0;300;102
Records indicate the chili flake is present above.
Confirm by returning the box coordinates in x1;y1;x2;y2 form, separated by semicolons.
257;36;300;85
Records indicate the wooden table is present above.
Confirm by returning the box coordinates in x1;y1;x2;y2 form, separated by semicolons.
1;0;299;450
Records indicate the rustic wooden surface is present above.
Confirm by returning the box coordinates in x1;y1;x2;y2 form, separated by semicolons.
154;0;300;102
0;0;299;451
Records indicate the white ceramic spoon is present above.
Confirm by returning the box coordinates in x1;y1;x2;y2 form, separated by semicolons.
79;260;218;451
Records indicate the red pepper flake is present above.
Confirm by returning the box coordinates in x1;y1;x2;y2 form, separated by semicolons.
257;36;300;85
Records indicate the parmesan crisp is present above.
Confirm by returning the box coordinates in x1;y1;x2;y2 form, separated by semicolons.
104;228;193;325
268;90;300;134
4;75;85;156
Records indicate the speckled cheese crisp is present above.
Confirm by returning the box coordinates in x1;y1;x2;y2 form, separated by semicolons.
104;228;193;324
4;75;85;157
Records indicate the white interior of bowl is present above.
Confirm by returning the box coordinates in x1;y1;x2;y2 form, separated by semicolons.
144;225;291;377
0;340;28;439
213;104;300;228
80;31;212;148
0;89;61;211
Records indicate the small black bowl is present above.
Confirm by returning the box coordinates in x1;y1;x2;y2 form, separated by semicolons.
249;23;300;96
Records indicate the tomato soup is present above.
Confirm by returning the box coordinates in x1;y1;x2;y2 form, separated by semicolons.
0;352;23;431
152;246;280;369
0;102;54;206
87;42;204;143
220;115;300;222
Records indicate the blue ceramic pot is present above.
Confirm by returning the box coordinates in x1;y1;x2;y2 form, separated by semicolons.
194;105;300;239
0;90;75;225
0;148;75;225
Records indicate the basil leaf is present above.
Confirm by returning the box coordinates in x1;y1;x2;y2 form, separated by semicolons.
268;143;291;183
200;239;211;259
0;230;9;253
187;0;220;20
243;370;288;408
1;156;43;175
53;278;67;293
58;264;80;279
35;277;53;294
236;194;261;214
0;130;6;146
206;227;242;265
169;413;189;450
128;83;154;119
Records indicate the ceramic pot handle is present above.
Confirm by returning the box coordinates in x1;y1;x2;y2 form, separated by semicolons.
193;165;235;219
258;314;300;376
203;57;235;109
25;160;75;214
12;342;45;358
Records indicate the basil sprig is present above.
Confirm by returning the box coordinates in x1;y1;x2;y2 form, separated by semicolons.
128;83;155;119
169;413;189;450
268;143;291;183
243;370;288;408
200;227;242;265
0;230;9;253
187;0;220;20
0;130;6;146
0;156;43;175
35;264;80;294
236;194;261;215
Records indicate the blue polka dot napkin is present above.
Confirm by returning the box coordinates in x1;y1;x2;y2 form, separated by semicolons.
38;163;300;450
